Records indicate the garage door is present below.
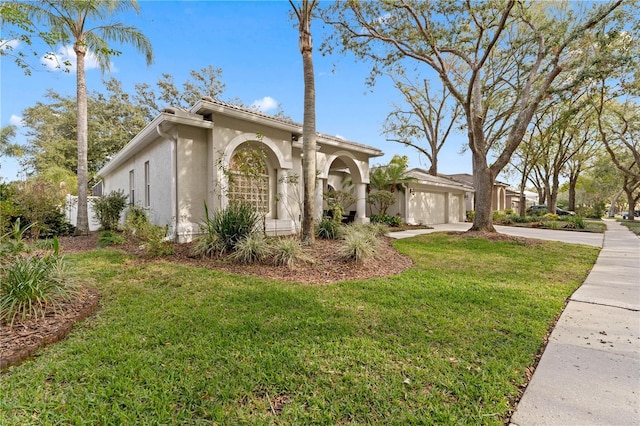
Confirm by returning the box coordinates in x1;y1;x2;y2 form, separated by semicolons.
449;194;462;223
409;191;445;224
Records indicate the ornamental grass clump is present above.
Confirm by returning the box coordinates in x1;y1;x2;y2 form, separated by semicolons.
0;239;78;326
271;238;306;268
231;232;270;264
338;226;379;264
316;217;342;240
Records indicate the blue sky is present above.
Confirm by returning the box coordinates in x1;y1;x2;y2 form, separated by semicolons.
1;0;472;183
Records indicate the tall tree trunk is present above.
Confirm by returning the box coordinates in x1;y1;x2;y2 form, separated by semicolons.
297;0;316;245
75;43;89;235
568;167;580;212
470;152;496;232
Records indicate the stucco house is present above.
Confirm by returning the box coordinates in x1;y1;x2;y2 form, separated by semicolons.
379;168;473;225
97;98;382;242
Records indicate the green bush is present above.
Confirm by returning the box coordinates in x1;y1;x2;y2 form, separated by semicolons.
545;213;559;221
196;201;259;254
124;204;150;235
317;217;342;240
338;226;379;264
0;251;77;326
271;238;305;268
97;230;126;248
504;209;514;215
492;211;506;222
506;213;532;223
231;232;270;264
11;179;73;239
466;210;475;222
0;218;34;260
92;190;128;231
122;207;173;256
370;213;402;227
563;215;585;229
546;221;559;230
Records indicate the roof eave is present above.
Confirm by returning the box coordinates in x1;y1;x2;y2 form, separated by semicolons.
97;113;214;177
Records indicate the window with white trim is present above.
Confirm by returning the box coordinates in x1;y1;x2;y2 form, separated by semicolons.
144;161;150;207
129;169;135;205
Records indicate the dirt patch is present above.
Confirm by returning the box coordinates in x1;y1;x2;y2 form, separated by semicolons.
446;230;544;245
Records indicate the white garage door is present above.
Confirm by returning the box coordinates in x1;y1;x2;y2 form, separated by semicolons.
449;194;462;223
409;191;445;224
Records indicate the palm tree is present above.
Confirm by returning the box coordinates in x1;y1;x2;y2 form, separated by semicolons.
290;0;318;245
23;0;152;235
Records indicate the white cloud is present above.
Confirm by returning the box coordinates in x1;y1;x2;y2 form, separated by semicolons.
335;134;345;140
41;45;103;73
0;39;20;51
251;96;278;113
9;115;25;127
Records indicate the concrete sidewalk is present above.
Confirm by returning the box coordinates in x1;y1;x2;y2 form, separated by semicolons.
510;220;640;425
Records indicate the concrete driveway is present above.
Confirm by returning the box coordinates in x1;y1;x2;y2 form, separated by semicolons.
388;222;604;247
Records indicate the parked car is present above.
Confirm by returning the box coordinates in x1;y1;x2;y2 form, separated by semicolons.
622;210;640;219
526;205;575;216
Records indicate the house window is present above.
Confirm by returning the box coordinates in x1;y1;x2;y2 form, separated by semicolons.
227;146;270;214
144;161;150;207
129;170;135;205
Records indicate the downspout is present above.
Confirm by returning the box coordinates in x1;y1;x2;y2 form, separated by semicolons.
157;123;179;242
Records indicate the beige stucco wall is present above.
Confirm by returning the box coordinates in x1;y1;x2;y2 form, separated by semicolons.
102;136;173;227
176;125;209;241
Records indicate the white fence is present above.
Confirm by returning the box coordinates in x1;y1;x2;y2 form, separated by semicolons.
65;195;101;232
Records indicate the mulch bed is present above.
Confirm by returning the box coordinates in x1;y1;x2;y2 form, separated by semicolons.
1;286;100;370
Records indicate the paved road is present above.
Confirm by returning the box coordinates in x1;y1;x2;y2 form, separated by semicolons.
390;220;640;425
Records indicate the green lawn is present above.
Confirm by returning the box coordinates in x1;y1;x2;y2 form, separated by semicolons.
0;234;599;425
620;220;640;235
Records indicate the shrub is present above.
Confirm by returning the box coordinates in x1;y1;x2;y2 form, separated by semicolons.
192;230;224;258
11;179;72;239
367;222;390;237
338;226;379;264
545;213;559;221
141;225;174;257
492;211;506;222
0;250;78;326
92;190;128;231
271;238;305;268
0;218;34;260
367;190;396;216
563;215;585;229
215;201;260;252
124;204;149;235
317;217;342;240
504;209;514;215
122;207;173;256
506;213;531;224
97;230;126;248
466;210;475;222
370;213;402;227
546;221;559;230
231;232;270;264
197;201;260;254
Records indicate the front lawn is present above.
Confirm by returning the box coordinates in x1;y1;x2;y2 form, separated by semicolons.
0;233;599;425
620;220;640;235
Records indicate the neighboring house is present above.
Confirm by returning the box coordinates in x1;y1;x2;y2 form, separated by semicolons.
379;169;473;225
505;188;538;211
441;173;509;212
97;98;382;242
